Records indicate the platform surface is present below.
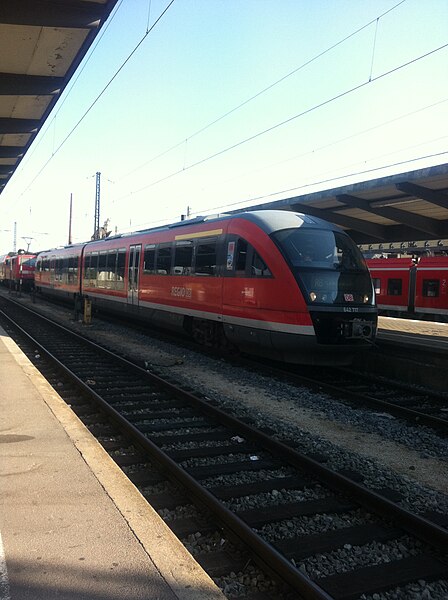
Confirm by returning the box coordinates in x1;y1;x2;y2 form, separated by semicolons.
0;326;225;600
378;315;448;337
377;315;448;350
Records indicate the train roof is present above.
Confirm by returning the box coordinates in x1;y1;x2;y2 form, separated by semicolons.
367;257;415;267
105;209;342;239
34;210;344;257
238;210;341;235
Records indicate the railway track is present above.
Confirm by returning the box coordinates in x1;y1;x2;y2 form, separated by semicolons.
242;359;448;435
5;289;448;434
0;297;447;600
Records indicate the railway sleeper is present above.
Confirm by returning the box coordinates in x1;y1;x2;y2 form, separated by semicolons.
317;553;448;600
273;522;401;561
237;497;355;528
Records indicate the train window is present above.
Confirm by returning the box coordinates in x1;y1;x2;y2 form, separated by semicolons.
273;228;366;271
143;245;156;274
387;278;402;296
107;250;117;286
56;258;63;282
195;240;217;276
422;279;439;297
173;241;193;275
372;278;381;295
251;252;271;278
89;252;99;287
83;254;91;280
234;239;248;276
61;258;68;283
98;251;108;287
116;248;126;289
98;251;107;269
68;256;77;284
74;256;79;284
156;245;172;275
22;257;36;268
228;238;272;278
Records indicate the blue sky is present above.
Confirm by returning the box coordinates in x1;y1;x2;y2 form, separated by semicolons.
1;0;447;251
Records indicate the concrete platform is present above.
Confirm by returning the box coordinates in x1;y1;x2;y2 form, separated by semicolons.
0;326;226;600
377;316;448;351
378;315;448;339
352;316;448;392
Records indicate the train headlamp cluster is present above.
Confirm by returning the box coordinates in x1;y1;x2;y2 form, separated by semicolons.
309;291;335;303
309;291;372;304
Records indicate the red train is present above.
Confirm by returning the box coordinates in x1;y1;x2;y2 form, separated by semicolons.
0;251;37;291
367;257;448;321
32;210;377;364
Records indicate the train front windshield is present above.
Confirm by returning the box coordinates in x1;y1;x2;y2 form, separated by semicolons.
273;228;374;306
21;257;36;268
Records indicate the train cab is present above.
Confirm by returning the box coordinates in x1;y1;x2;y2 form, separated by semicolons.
0;251;37;291
221;211;377;362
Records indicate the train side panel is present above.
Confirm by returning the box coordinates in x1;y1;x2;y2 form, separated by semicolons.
138;224;226;331
81;241;128;306
35;246;83;300
367;258;414;314
414;257;448;318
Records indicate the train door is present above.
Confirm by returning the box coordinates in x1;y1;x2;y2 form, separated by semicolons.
127;244;141;306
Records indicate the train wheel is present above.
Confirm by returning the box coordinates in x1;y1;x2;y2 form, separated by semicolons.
189;318;230;349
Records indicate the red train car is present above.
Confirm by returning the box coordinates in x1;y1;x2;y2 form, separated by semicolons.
0;251;37;291
366;256;448;321
414;256;448;319
34;245;83;296
0;254;8;284
367;258;415;315
35;210;377;365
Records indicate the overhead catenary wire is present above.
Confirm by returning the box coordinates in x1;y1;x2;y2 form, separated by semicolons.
124;148;448;233
189;97;448;203
119;0;409;181
112;42;448;204
12;0;410;197
14;0;176;203
223;149;448;213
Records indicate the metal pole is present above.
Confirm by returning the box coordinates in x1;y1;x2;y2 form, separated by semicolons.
68;193;73;245
93;172;101;240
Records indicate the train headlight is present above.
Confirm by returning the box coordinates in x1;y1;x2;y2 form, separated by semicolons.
309;291;317;302
363;294;370;303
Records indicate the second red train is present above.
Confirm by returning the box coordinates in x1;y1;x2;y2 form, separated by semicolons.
367;257;448;321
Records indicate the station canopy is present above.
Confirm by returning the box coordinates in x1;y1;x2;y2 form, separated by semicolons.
234;163;448;252
0;0;118;195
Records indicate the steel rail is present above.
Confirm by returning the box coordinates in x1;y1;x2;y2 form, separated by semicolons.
1;301;448;599
238;357;448;433
0;306;333;600
2;302;448;552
